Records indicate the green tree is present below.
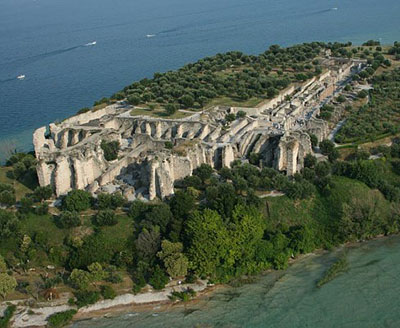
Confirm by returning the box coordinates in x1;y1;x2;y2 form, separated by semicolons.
304;154;317;168
88;262;107;281
0;210;19;239
69;269;91;290
135;227;161;262
180;95;194;108
0;256;7;273
157;240;189;278
0;273;17;298
165;103;177;116
141;204;173;235
319;140;335;156
193;164;213;183
227;205;266;268
19;197;34;214
169;191;196;241
128;95;141;105
186;209;229;277
149;266;169;290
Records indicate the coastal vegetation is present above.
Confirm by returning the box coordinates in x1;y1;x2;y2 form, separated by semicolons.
0;305;16;328
316;255;349;288
46;310;77;328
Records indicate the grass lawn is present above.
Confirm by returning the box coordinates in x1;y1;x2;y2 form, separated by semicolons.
130;107;192;119
265;196;315;228
0;167;34;199
207;96;263;108
20;213;69;247
265;176;377;231
100;215;133;242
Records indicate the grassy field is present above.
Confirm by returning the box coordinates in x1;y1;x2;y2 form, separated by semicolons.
130;107;192;119
207;96;263;108
0;167;33;200
266;176;375;229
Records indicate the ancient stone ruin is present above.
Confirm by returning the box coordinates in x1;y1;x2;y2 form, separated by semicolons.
33;58;363;200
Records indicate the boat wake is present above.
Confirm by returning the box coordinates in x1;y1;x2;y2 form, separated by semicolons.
0;77;17;84
0;41;98;70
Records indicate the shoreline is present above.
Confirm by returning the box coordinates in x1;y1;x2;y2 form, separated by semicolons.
72;284;223;323
4;233;397;327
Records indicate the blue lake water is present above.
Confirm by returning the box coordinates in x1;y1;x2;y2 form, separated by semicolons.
72;236;400;328
0;0;400;159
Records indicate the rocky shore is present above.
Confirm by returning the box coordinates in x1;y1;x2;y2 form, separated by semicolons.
2;280;209;327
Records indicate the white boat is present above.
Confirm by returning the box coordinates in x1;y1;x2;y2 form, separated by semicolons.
85;41;97;46
146;34;156;38
17;75;25;80
331;7;338;10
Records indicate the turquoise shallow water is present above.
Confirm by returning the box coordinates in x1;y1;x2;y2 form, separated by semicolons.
1;0;400;160
72;236;400;328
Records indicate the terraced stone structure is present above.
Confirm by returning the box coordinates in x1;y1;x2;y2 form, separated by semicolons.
33;58;363;200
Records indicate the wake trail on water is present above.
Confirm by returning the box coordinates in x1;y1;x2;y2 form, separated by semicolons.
0;42;96;69
0;77;17;84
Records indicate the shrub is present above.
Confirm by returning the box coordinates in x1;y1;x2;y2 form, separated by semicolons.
74;290;100;308
97;193;125;210
165;141;173;149
58;211;81;229
0;273;17;298
0;305;16;328
62;190;92;212
236;110;246;119
47;310;77;328
77;107;91;114
309;134;318;148
93;210;118;226
357;90;368;98
225;113;236;122
101;140;120;161
0;210;20;239
336;95;346;103
33;185;53;202
169;288;196;302
101;285;117;300
0;190;15;207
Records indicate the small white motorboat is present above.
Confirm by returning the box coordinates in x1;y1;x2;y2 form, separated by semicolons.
17;75;25;80
146;34;156;38
85;41;97;46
